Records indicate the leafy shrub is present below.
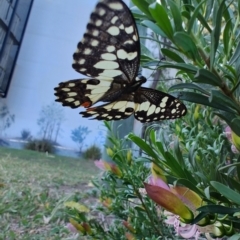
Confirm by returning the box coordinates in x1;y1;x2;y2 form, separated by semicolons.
83;144;101;160
25;139;55;153
21;129;31;140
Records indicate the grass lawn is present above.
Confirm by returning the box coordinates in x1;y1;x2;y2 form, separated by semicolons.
0;147;99;239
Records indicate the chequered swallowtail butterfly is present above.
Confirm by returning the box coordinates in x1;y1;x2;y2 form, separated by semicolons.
54;0;187;122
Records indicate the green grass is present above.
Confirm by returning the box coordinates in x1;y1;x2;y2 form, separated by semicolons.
0;147;99;239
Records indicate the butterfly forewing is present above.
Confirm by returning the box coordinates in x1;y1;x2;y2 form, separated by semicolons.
72;0;140;82
54;0;187;122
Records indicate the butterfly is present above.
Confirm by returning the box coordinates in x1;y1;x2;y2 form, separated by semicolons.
54;0;187;123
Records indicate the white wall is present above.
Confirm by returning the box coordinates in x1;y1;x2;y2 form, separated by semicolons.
4;1;111;148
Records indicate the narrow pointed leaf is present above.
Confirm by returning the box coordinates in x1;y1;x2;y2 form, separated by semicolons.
161;48;185;63
209;90;240;112
141;20;166;37
215;111;240;136
211;181;240;205
173;32;201;62
168;0;183;32
177;92;237;113
194;69;223;87
169;83;209;95
210;0;227;68
127;133;158;159
149;2;174;39
131;0;153;19
198;204;240;214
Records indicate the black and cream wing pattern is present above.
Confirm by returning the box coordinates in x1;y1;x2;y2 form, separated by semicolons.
54;0;187;123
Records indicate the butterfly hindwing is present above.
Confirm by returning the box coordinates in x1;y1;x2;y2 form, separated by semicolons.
79;87;187;122
80;94;136;120
134;87;187;122
72;0;140;82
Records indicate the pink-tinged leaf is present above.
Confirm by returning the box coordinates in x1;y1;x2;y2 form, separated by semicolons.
171;186;203;210
110;163;122;177
149;176;170;191
144;183;193;222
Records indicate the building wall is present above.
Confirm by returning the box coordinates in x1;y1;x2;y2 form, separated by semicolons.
2;0;121;149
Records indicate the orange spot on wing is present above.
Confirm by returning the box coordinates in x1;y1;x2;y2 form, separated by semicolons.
86;107;96;112
81;101;91;108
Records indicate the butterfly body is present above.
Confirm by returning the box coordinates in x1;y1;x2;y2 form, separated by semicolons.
54;0;187;122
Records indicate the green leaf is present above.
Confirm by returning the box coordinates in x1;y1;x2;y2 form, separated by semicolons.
127;133;158;159
161;48;185;63
176;92;237;113
149;2;174;40
209;90;240;113
187;0;209;34
173;32;201;62
211;181;240;205
168;0;183;32
131;0;153;19
141;20;166;37
215;111;240;136
169;83;209;95
198;204;240;214
194;69;223;87
228;234;240;240
210;0;227;69
229;40;240;65
152;61;198;74
223;20;233;56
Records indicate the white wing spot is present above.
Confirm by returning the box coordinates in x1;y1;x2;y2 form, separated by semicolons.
182;109;186;115
91;40;99;46
98;8;106;16
176;103;181;107
94;61;119;69
161;108;166;112
132;34;137;41
68;92;77;97
125;26;134;34
92;30;99;36
107;26;120;36
78;59;85;64
101;53;117;60
117;49;137;60
107;45;116;52
74;100;80;106
96;19;102;26
66;98;74;102
111;16;119;24
124;40;134;45
155;107;161;114
84;48;92;55
119;24;124;29
68;83;75;87
62;88;70;92
99;69;122;77
139;102;150;111
171;109;177;114
108;3;123;10
162;96;169;102
147;105;156;116
79;68;87;72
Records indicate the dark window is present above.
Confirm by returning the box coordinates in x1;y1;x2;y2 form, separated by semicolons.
0;0;34;97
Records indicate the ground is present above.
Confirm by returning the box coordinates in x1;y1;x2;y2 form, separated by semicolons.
0;147;99;239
